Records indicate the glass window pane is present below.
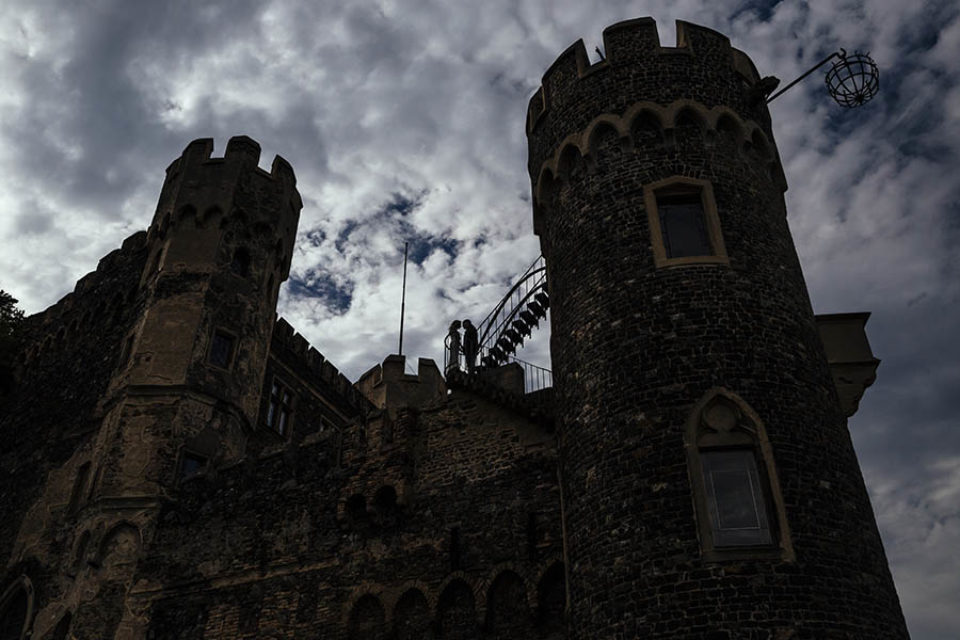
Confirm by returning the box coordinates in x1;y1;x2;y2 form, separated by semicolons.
658;194;712;258
712;469;760;529
703;450;772;546
210;332;234;368
180;453;207;479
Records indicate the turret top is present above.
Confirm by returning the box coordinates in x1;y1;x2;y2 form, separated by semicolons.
165;135;298;187
526;19;770;171
150;135;303;235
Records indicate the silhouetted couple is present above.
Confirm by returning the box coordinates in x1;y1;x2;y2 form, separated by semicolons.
445;319;478;374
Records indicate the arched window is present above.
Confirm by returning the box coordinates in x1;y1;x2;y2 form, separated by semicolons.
485;570;532;637
231;247;251;277
347;594;385;640
0;577;33;640
393;589;431;640
437;580;477;639
685;389;793;561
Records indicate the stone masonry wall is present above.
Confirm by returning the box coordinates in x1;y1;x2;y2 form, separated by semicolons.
136;384;564;639
0;231;149;638
529;18;908;639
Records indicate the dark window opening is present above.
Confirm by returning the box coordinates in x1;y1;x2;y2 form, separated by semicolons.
0;586;28;640
231;247;251;277
68;462;91;514
86;467;101;502
346;494;367;521
74;531;90;568
51;612;72;640
526;512;538;561
658;192;712;258
373;485;398;527
374;486;397;513
450;527;462;571
208;330;235;369
179;452;208;480
702;449;772;546
266;379;293;436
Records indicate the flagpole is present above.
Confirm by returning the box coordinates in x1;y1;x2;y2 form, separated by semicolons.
398;242;408;356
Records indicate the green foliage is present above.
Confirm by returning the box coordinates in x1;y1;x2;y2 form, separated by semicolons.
0;289;25;399
0;289;24;334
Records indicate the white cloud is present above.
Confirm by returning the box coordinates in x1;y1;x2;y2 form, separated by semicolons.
0;0;958;636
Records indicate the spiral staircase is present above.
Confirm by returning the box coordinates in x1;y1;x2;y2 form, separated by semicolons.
444;256;553;420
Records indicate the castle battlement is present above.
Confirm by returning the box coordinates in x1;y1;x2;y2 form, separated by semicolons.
356;354;445;415
271;317;368;413
163;135;298;193
150;136;302;254
16;230;148;370
530;98;785;216
526;18;767;176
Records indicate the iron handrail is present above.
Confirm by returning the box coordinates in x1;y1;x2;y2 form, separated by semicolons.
477;256;547;352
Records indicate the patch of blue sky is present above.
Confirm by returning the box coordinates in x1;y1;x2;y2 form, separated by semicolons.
334;220;360;254
372;192;461;265
287;271;354;315
729;0;784;23
407;233;459;266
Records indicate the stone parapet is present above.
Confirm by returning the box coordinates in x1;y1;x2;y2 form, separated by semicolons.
527;18;770;179
356;354;445;417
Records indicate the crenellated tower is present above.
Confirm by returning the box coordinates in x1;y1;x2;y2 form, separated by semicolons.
93;136;301;499
0;137;304;639
56;137;302;637
528;18;908;638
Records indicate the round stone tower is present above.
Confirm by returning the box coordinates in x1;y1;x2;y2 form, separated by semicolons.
528;18;908;638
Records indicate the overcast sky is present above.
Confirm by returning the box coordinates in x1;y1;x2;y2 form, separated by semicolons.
0;0;957;637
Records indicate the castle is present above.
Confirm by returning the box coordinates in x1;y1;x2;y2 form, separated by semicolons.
0;18;909;640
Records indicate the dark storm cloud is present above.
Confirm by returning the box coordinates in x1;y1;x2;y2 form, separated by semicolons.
13;206;52;236
5;0;266;210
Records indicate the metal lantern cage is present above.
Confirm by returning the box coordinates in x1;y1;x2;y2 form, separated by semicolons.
825;52;880;107
767;47;880;108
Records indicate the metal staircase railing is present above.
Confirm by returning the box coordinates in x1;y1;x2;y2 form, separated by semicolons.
477;256;550;369
443;345;553;394
443;255;552;394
